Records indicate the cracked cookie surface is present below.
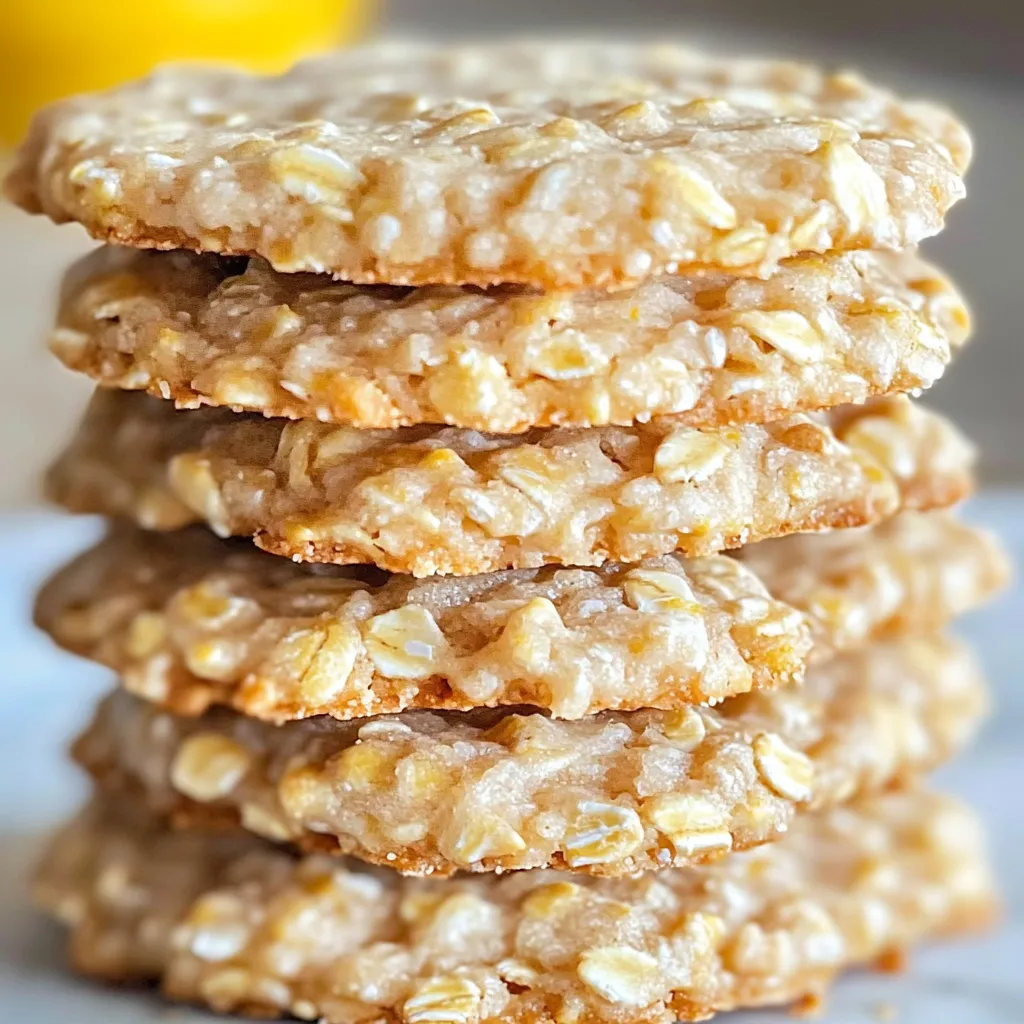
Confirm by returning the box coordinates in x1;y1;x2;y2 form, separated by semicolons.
35;512;1005;723
72;636;988;877
46;392;974;575
51;246;968;432
37;527;808;722
34;788;995;1024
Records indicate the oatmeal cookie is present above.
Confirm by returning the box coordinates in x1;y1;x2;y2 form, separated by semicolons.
47;392;973;575
735;510;1009;657
34;788;995;1023
51;246;968;431
35;512;1004;723
73;637;988;877
36;527;808;721
6;42;969;288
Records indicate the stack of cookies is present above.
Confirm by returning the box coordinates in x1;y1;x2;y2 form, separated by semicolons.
8;41;1010;1023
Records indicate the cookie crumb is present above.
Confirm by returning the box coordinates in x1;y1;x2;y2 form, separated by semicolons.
791;991;825;1017
875;948;909;974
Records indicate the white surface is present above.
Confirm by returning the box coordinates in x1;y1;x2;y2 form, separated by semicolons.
0;497;1022;1022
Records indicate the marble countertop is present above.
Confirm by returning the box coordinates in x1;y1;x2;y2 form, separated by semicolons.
1;498;1021;1022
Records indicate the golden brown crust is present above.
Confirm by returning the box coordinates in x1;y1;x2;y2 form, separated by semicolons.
46;391;973;574
51;246;968;431
34;789;997;1024
71;637;989;877
7;42;969;289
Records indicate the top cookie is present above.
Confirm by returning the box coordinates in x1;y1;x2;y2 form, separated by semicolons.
7;41;969;289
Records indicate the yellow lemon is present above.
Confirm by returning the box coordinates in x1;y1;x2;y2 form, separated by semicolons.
0;0;371;146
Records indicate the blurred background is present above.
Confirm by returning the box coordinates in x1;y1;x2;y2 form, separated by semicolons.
1;0;1022;507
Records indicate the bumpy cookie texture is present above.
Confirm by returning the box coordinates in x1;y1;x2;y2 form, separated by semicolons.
51;246;969;432
7;42;969;289
47;392;972;575
35;789;996;1024
737;511;1009;659
826;396;974;509
36;512;1004;723
38;528;811;721
73;636;988;877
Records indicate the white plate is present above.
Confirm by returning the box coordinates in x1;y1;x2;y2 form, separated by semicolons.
2;503;1022;1023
